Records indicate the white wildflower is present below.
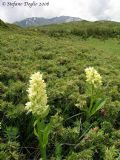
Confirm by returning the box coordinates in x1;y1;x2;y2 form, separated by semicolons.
25;72;49;118
85;67;102;88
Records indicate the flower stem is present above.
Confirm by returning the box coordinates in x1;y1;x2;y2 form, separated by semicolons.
40;146;47;160
88;84;94;119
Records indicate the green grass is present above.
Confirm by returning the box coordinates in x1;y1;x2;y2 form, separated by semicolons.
0;20;120;159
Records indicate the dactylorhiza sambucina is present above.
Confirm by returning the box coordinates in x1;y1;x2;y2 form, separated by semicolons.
25;72;49;118
85;67;102;88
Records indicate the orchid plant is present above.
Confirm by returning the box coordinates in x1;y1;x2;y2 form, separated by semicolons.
76;67;106;119
25;72;52;160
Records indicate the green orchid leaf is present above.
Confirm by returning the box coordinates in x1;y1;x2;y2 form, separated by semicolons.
43;122;53;147
90;98;106;117
33;119;39;139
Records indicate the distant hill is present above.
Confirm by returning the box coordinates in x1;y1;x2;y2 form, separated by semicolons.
0;19;8;28
15;16;83;27
0;19;22;31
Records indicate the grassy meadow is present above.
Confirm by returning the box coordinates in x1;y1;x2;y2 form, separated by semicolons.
0;20;120;159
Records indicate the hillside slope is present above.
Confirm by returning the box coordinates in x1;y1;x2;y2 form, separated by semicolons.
0;20;120;160
0;19;8;28
31;20;120;38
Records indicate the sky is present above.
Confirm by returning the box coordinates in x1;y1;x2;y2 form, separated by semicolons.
0;0;120;23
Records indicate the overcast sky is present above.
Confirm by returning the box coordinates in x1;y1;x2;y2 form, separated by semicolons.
0;0;120;23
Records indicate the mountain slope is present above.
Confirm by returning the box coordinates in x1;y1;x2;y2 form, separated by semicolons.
0;19;120;160
0;19;8;28
0;19;22;31
15;16;82;27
